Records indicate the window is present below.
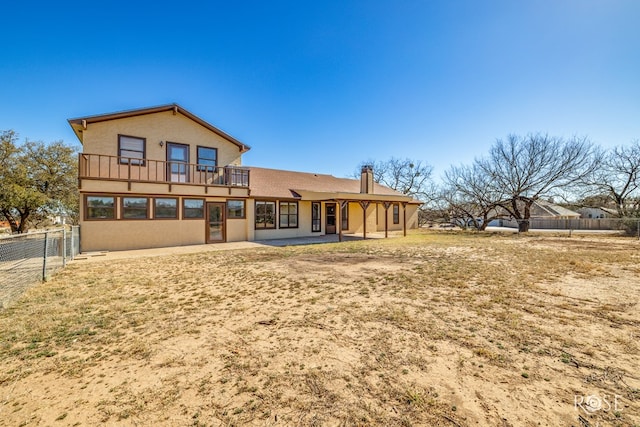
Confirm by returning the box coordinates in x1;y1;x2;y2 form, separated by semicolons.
227;167;250;186
340;203;349;230
311;202;321;232
167;142;189;182
393;203;400;224
227;200;245;219
183;199;204;219
341;203;349;230
122;197;148;219
118;135;145;165
86;196;115;220
279;201;298;228
154;198;178;219
255;201;276;229
197;146;217;172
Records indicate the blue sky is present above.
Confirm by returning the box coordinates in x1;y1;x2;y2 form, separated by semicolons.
2;1;639;180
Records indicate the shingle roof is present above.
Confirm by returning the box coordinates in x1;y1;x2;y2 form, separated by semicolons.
248;167;413;201
534;200;580;218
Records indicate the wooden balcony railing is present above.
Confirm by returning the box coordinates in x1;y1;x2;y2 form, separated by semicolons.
79;153;250;188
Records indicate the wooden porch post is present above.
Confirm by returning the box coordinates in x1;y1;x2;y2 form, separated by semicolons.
339;200;349;243
359;201;370;240
402;202;408;237
337;199;342;242
383;202;392;238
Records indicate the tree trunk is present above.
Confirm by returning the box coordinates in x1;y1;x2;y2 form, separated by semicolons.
2;210;20;233
611;192;625;217
479;215;489;231
518;219;530;232
13;208;30;233
518;202;533;232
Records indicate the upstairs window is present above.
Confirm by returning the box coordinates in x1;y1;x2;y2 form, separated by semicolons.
197;146;217;172
118;135;145;165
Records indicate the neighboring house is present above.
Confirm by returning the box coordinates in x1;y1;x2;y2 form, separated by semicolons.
69;104;421;252
577;207;617;219
529;200;581;219
488;200;580;227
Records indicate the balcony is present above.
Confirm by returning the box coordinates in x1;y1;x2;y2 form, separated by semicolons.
79;153;250;191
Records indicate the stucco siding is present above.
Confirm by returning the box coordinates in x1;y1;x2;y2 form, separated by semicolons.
82;111;243;167
80;219;206;252
226;219;248;242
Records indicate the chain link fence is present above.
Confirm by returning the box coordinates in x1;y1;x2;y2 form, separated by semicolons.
0;226;80;309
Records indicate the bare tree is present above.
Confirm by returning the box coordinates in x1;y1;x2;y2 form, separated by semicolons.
355;158;434;201
584;141;640;217
354;158;435;226
442;162;505;230
479;134;594;232
355;157;435;202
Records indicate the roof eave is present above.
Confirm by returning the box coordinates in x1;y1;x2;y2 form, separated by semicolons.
291;189;416;203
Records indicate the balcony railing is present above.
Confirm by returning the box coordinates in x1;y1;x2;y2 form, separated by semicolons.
79;153;250;188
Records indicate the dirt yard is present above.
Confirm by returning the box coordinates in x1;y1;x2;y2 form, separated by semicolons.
0;230;638;426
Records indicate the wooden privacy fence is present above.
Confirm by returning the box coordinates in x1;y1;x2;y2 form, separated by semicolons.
529;218;628;230
496;217;639;233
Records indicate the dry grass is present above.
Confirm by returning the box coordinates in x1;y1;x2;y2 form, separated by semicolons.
1;230;639;426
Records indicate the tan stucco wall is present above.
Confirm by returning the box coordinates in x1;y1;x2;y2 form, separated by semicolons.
81;219;206;252
343;202;380;234
80;195;237;251
81;110;243;167
406;204;419;229
226;219;248;242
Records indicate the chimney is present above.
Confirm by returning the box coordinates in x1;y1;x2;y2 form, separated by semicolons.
360;165;374;194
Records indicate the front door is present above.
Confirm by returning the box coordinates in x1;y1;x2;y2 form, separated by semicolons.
206;202;226;243
326;203;336;234
167;142;189;182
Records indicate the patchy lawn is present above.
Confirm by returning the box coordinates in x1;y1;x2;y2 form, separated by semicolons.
0;231;639;426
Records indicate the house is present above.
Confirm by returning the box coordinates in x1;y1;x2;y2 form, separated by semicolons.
488;200;581;228
69;104;421;252
529;200;581;219
576;207;617;219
